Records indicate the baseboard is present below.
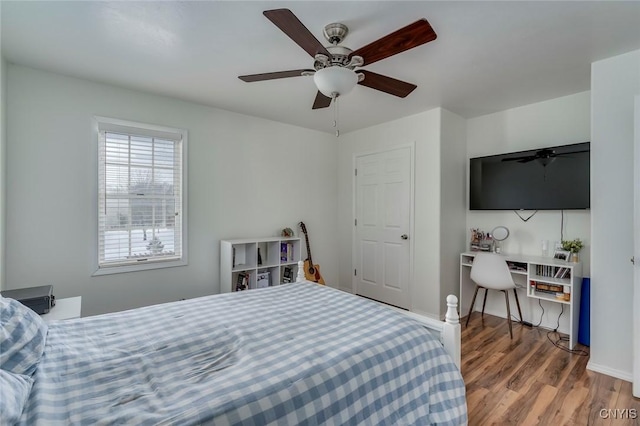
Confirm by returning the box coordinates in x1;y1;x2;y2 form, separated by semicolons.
340;290;443;320
587;361;633;382
411;308;443;321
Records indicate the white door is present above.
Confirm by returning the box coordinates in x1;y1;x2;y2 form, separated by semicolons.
633;95;639;398
354;146;412;309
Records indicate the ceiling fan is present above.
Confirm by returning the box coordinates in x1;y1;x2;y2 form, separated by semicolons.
501;148;590;167
238;9;437;110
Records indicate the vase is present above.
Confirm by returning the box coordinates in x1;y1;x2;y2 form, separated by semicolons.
571;252;579;263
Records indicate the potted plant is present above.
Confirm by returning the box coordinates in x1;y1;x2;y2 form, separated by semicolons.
561;238;583;262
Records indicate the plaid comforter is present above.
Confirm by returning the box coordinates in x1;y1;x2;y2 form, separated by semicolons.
21;282;466;425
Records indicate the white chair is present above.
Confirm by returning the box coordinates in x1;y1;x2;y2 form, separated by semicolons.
465;252;523;338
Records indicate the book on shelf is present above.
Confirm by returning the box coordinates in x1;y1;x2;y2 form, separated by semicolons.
280;242;294;262
536;264;567;278
548;266;572;279
532;281;563;294
554;267;565;278
282;266;293;283
236;272;250;291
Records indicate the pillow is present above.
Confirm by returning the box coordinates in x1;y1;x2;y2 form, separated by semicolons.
0;369;33;425
0;296;48;376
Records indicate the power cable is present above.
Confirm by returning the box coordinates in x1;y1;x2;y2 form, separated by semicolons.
546;304;589;355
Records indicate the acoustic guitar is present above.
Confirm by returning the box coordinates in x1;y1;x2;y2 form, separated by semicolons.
299;222;325;285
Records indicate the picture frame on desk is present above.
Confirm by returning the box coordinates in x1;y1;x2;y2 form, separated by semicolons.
553;250;570;261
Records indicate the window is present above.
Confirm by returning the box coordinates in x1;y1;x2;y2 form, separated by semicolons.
95;117;187;274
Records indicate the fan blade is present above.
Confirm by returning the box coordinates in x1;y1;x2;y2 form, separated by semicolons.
312;91;332;109
263;9;331;58
501;156;535;162
502;148;589;163
357;70;417;98
239;69;314;82
350;19;437;66
556;149;590;156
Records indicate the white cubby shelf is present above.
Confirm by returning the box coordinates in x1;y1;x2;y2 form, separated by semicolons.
220;237;302;293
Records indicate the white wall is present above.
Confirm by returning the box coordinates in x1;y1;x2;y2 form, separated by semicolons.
6;65;338;316
337;108;468;318
440;109;468;315
337;109;440;315
0;55;6;291
590;49;640;381
466;91;591;332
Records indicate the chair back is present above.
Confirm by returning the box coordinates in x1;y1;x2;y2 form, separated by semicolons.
470;253;515;291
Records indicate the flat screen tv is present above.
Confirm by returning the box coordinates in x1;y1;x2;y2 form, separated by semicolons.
469;142;590;210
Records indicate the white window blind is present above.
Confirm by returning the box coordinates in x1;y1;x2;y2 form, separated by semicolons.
97;118;187;272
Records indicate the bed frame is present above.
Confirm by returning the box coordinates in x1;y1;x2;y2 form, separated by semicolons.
295;261;461;368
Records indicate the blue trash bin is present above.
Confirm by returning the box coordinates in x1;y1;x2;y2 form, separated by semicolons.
578;277;590;346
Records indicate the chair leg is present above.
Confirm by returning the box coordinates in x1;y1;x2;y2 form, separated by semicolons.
466;285;480;327
504;290;513;339
481;288;488;317
513;289;523;323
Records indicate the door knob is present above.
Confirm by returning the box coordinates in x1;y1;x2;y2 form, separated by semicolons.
401;234;408;240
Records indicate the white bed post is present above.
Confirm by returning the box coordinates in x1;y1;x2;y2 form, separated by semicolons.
296;260;306;283
443;295;461;369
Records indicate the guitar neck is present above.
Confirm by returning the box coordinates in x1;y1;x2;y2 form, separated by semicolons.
303;233;314;266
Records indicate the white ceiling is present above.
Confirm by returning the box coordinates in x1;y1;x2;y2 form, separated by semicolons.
2;1;640;134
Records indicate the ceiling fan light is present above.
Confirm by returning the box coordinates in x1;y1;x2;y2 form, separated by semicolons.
314;67;358;98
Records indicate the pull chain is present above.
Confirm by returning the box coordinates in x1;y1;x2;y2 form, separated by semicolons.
332;93;340;137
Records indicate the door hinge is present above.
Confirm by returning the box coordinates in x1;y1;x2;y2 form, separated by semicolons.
354;269;357;276
355;169;357;176
354;218;357;226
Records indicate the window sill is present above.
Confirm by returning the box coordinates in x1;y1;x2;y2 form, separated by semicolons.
93;258;188;276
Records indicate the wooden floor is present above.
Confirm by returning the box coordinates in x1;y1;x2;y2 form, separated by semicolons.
462;312;640;425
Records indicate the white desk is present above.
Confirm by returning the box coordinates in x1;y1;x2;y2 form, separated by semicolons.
460;252;582;348
41;296;82;322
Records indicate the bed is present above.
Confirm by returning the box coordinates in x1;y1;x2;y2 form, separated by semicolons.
1;269;466;425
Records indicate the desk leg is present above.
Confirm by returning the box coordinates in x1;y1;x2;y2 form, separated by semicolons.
513;289;523;322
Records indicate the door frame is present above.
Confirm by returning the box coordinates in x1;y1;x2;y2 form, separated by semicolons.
634;95;639;397
351;143;416;309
